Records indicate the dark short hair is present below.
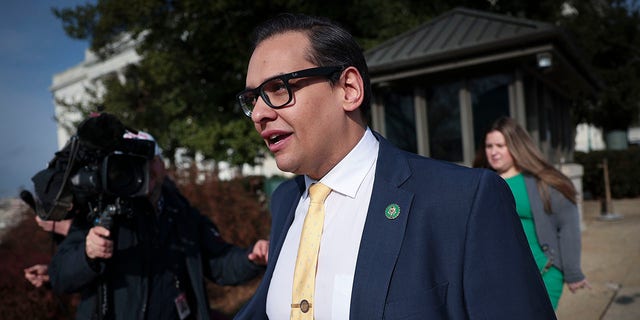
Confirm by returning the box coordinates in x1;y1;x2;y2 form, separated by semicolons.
251;13;371;113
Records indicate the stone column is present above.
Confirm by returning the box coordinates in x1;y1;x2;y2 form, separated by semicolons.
558;163;585;231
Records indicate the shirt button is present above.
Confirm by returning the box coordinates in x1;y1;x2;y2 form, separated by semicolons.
300;299;310;313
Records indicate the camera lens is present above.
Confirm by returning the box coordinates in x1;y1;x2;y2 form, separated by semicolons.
103;154;148;197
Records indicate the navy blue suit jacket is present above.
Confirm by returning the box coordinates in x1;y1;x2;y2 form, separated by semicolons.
236;132;556;319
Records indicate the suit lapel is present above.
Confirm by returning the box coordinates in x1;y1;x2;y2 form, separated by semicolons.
242;177;303;319
350;133;414;319
271;177;304;264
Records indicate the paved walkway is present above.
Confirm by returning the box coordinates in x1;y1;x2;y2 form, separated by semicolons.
557;198;640;320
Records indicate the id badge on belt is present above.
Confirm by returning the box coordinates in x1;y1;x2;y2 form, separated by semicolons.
174;292;191;320
174;277;191;320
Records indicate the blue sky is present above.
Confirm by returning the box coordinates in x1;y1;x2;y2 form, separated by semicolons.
0;1;92;199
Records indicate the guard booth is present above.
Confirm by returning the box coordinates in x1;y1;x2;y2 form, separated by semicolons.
365;7;599;167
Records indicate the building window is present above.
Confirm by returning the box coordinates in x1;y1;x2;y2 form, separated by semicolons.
382;89;417;154
376;73;514;165
426;82;463;162
469;74;512;149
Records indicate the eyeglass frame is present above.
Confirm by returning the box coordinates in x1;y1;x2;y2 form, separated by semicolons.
236;65;345;117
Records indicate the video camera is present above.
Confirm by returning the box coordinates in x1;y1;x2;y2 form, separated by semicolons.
24;113;156;224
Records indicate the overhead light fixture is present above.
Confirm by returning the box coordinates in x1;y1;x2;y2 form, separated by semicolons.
537;52;553;69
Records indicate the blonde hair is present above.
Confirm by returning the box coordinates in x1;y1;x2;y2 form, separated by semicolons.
473;117;576;211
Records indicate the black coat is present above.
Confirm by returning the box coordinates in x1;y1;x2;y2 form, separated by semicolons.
50;178;263;320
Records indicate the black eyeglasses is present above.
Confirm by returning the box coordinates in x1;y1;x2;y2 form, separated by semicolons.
236;66;345;117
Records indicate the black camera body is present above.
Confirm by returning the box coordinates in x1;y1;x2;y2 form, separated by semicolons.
70;138;153;200
29;113;156;222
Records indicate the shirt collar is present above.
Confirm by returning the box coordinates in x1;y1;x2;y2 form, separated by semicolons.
304;128;378;199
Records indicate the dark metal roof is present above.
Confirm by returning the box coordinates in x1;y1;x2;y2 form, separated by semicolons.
365;7;597;89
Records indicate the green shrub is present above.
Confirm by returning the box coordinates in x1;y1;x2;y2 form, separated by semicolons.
575;147;640;199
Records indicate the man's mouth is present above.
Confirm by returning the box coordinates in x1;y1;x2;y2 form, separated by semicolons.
268;133;291;145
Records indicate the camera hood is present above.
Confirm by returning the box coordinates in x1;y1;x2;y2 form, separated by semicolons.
30;136;80;221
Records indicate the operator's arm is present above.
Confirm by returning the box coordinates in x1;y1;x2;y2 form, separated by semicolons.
49;218;107;294
196;211;266;285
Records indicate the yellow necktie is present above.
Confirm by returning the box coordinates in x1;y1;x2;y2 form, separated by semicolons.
291;182;332;319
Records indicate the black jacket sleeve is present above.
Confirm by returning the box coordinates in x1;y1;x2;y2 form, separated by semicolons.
195;210;264;285
49;217;104;295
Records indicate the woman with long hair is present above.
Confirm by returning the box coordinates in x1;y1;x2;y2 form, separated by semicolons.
474;116;589;309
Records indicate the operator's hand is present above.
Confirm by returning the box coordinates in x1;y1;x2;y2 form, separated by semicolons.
248;239;269;266
35;216;56;232
24;264;49;288
85;226;113;259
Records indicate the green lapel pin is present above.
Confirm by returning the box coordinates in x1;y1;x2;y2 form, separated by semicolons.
385;204;400;219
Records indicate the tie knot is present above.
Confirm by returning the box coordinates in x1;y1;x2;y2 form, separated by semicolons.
308;183;331;203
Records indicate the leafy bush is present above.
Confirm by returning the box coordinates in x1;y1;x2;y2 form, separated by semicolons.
0;204;78;319
574;147;640;199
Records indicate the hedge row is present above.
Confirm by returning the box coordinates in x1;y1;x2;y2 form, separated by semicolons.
574;147;640;199
2;168;270;319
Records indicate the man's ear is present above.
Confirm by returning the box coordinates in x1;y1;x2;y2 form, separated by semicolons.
340;67;364;112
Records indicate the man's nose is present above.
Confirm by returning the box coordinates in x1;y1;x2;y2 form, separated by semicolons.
251;97;276;123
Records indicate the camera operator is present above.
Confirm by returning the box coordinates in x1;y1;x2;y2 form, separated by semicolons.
48;131;269;320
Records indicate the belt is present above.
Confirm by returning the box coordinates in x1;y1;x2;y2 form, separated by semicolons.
541;259;553;274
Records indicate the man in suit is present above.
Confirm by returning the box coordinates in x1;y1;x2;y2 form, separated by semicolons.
235;13;556;319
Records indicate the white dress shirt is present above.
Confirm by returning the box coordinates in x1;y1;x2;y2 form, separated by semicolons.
266;128;379;320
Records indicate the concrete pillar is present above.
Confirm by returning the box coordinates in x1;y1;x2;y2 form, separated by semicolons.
558;163;585;231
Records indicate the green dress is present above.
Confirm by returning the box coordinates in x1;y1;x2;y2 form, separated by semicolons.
505;173;564;309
